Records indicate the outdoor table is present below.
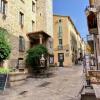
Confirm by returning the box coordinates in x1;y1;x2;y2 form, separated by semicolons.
92;84;100;100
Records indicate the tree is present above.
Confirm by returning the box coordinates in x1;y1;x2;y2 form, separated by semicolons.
26;44;48;71
0;27;11;66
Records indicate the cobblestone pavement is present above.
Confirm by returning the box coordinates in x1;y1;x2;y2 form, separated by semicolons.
0;65;84;100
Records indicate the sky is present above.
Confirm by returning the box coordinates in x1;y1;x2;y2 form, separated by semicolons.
53;0;89;40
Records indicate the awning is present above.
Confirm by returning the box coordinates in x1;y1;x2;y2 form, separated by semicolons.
27;31;51;40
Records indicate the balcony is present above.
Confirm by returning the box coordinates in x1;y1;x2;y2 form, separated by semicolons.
58;45;63;50
89;28;98;34
85;6;98;35
85;5;97;17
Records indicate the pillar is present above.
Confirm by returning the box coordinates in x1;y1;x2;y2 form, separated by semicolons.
39;34;43;44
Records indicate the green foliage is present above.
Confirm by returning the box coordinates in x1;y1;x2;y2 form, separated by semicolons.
0;27;11;62
26;44;48;68
0;67;11;74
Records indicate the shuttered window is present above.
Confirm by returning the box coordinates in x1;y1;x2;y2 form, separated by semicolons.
19;12;24;27
58;19;63;37
19;36;25;52
0;0;7;15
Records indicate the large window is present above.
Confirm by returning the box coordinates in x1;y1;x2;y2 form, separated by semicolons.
58;39;63;50
19;36;25;52
19;12;24;27
58;19;63;37
0;0;7;15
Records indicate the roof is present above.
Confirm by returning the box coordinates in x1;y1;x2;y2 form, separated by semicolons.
27;30;51;38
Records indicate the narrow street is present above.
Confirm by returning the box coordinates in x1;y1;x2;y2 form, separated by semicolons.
0;66;84;100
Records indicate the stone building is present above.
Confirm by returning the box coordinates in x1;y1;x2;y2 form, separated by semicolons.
86;0;100;69
53;15;82;67
0;0;53;69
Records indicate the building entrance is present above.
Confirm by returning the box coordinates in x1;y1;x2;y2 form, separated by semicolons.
58;53;64;67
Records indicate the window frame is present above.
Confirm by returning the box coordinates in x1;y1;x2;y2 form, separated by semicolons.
19;12;24;27
59;39;63;46
0;0;7;15
32;20;35;31
32;1;35;12
19;36;25;52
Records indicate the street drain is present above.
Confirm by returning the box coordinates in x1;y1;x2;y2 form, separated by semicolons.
38;82;51;87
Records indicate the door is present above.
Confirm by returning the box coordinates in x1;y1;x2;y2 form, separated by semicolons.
58;53;64;67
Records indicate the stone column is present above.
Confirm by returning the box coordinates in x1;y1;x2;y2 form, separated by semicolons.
39;34;43;44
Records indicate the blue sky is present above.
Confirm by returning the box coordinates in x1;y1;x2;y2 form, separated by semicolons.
53;0;89;39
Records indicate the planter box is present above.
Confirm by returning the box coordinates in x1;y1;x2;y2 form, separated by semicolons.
9;71;28;87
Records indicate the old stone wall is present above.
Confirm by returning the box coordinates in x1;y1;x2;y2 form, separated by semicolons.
36;0;53;37
0;0;36;68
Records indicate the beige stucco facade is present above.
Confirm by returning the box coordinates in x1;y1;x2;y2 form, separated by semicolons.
53;15;82;67
0;0;53;68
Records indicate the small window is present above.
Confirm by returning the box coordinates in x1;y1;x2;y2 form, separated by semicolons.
20;0;24;3
32;20;35;31
32;1;35;12
59;39;62;45
19;12;24;27
59;19;62;23
0;0;7;15
19;36;25;52
58;19;63;37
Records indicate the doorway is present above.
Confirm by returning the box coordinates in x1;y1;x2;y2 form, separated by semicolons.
58;53;64;67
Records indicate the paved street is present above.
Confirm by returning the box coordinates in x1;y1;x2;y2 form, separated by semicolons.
0;66;84;100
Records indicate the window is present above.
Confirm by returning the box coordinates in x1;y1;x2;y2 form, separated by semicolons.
58;39;63;50
58;19;63;37
19;36;25;52
59;19;62;22
0;0;7;15
32;20;35;31
20;0;24;3
19;12;24;27
32;1;35;12
50;41;52;48
59;39;62;45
